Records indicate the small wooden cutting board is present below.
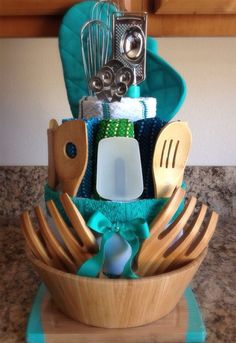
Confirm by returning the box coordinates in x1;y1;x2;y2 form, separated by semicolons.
26;285;206;343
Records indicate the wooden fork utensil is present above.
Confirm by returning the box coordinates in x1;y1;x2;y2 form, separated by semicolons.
60;193;98;253
53;120;88;196
20;199;96;273
137;189;218;277
153;121;192;198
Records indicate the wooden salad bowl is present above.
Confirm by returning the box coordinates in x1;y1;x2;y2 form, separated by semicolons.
27;248;207;329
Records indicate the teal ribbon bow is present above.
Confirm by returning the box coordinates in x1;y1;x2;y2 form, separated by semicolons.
77;211;150;279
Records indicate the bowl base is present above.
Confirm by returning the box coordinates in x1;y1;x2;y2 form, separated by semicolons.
26;284;206;343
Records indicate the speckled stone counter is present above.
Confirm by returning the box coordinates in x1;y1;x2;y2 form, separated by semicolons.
0;216;235;343
1;166;236;225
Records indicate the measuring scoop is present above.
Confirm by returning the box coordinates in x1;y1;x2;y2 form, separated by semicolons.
96;137;143;201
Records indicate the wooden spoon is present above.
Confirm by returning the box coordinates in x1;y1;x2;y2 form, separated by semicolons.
53;120;88;196
153;121;192;198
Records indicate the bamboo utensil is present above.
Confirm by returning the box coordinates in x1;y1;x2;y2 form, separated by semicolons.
165;210;218;271
137;193;218;277
53;120;88;197
47;119;59;190
20;199;94;273
21;211;56;268
60;193;98;253
46;200;90;267
34;206;76;272
153;121;192;198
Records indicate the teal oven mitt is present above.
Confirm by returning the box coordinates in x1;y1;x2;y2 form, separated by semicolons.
58;1;186;122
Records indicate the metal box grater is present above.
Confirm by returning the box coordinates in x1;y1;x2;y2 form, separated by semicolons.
112;13;147;84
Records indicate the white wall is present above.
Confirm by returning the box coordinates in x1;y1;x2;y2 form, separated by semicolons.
0;37;236;166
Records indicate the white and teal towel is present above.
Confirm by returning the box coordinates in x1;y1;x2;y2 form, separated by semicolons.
79;96;157;122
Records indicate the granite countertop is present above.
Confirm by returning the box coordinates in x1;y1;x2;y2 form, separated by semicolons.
1;216;235;343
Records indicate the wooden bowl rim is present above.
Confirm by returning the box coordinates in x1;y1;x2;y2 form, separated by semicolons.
26;247;207;284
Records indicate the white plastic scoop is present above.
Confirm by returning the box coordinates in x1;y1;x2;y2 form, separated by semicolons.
96;137;143;277
96;137;144;201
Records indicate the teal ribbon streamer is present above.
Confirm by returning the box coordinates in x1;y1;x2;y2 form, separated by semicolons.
77;211;150;279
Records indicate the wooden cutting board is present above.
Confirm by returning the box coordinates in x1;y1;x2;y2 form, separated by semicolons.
26;284;206;343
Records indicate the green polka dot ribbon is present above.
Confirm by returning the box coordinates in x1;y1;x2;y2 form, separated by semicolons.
96;119;134;143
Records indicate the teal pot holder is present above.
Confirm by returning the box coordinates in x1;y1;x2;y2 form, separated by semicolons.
59;1;186;122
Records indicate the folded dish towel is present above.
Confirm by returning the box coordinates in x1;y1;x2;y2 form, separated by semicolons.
96;119;134;143
134;117;166;199
79;96;157;122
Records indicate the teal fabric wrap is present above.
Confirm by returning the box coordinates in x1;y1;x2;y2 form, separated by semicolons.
58;1;186;122
77;211;150;279
44;184;185;227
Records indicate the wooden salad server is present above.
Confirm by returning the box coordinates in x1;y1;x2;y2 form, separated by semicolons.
46;200;91;267
137;191;218;276
137;192;196;276
20;200;92;273
153;121;192;198
163;210;219;272
21;211;56;268
60;193;98;253
53;120;88;196
34;206;76;272
47;119;59;190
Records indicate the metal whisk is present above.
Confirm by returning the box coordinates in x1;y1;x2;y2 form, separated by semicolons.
81;19;111;88
91;0;120;30
81;1;120;92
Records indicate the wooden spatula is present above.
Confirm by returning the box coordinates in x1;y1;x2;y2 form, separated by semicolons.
53;120;88;196
153;121;192;198
47;119;59;190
